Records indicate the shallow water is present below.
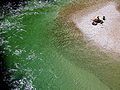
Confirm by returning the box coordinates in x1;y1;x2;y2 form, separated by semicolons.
1;0;120;90
72;2;120;54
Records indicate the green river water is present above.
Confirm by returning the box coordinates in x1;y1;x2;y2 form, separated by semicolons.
1;0;120;90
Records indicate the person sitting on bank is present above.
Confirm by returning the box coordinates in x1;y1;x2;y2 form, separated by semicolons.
103;16;106;20
92;16;104;25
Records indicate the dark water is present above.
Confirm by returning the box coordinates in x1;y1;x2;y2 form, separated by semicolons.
1;0;120;90
0;0;27;89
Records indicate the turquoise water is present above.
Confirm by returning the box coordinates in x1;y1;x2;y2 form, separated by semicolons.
1;0;120;90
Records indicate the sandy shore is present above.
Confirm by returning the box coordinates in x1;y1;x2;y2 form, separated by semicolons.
72;1;120;54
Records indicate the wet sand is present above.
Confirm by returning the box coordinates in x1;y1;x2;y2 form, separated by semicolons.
72;2;120;54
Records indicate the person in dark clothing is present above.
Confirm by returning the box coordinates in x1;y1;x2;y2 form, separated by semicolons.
92;21;98;25
92;16;104;25
103;16;106;20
